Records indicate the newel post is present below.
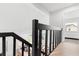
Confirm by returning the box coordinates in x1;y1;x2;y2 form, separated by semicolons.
32;19;39;56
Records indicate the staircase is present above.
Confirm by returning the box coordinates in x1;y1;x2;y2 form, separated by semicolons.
0;32;32;56
0;32;45;56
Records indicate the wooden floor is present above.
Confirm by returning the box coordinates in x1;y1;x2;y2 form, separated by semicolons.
50;39;79;56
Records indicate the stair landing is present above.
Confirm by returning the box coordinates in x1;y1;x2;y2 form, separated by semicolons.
50;39;79;56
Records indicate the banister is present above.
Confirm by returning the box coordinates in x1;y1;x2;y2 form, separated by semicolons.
0;32;45;56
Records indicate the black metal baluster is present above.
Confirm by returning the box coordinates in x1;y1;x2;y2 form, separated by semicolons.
58;31;60;45
56;31;58;46
13;37;16;56
60;30;62;43
59;31;61;43
45;30;48;56
53;30;54;50
22;42;24;56
54;30;56;49
28;45;30;56
2;36;6;56
38;30;42;56
49;30;52;54
58;31;60;44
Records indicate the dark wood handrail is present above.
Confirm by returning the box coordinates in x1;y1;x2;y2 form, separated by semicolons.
13;33;32;46
0;32;32;46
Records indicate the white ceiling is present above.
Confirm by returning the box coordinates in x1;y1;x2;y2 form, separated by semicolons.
33;3;77;13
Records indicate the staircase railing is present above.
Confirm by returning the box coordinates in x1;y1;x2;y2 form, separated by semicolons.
0;32;45;56
0;32;32;56
32;19;62;56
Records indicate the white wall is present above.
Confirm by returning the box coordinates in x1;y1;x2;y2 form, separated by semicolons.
63;5;79;39
50;11;64;28
50;4;79;41
50;10;64;41
0;3;49;34
0;3;49;56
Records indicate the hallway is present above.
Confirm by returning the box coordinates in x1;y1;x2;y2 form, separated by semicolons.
50;39;79;56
